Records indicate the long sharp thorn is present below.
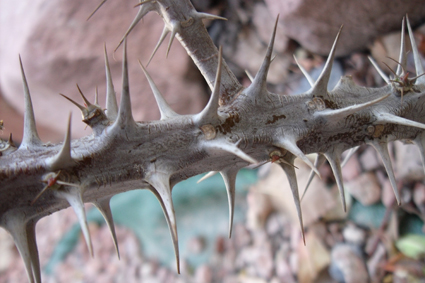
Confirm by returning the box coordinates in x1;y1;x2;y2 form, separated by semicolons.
245;69;254;82
134;0;155;8
93;198;120;259
205;139;258;164
197;171;218;184
166;26;177;58
20;55;41;148
115;1;154;51
396;17;407;77
368;56;390;84
87;0;107;21
301;154;326;201
147;173;180;273
147;26;169;67
5;215;41;283
406;15;425;84
138;60;177;120
48;113;74;171
26;220;41;283
377;112;425;130
310;26;343;96
114;39;135;128
324;151;347;212
369;141;401;205
76;84;92;107
278;155;305;245
220;169;238;238
293;55;315;87
249;15;279;93
94;86;99;105
275;138;321;177
104;44;118;120
59;93;86;111
61;189;94;257
317;94;390;119
195;47;223;123
31;184;50;205
196;12;228;21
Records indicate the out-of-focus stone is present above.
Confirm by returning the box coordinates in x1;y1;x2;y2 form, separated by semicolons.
413;182;425;215
194;264;212;283
394;141;425;182
246;189;273;230
342;223;366;246
359;146;381;171
345;172;381;206
342;154;361;182
187;236;206;254
381;178;396;207
0;0;207;141
297;232;331;283
329;244;368;283
264;0;425;57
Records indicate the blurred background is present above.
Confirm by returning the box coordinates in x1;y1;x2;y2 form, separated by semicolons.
1;0;425;282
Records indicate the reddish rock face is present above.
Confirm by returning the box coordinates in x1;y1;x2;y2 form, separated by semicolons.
0;0;207;141
264;0;425;56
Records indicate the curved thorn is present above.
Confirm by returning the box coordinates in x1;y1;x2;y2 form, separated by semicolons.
310;26;343;96
278;154;305;245
316;94;390;119
324;150;347;212
59;188;94;257
248;15;279;94
396;17;406;77
138;60;178;120
368;56;390;84
146;172;180;273
204;139;258;164
59;93;86;111
275;138;321;177
293;55;315;87
76;84;92;107
406;15;425;84
197;171;218;183
104;44;118;120
301;153;326;201
220;168;238;238
47;113;74;171
195;47;223;123
87;0;107;21
115;1;154;51
376;112;425;130
147;26;170;66
93;198;120;259
368;141;401;205
19;55;41;148
196;12;228;21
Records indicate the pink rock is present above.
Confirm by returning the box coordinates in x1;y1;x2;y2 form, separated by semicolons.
0;0;207;141
264;0;425;56
194;265;212;283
